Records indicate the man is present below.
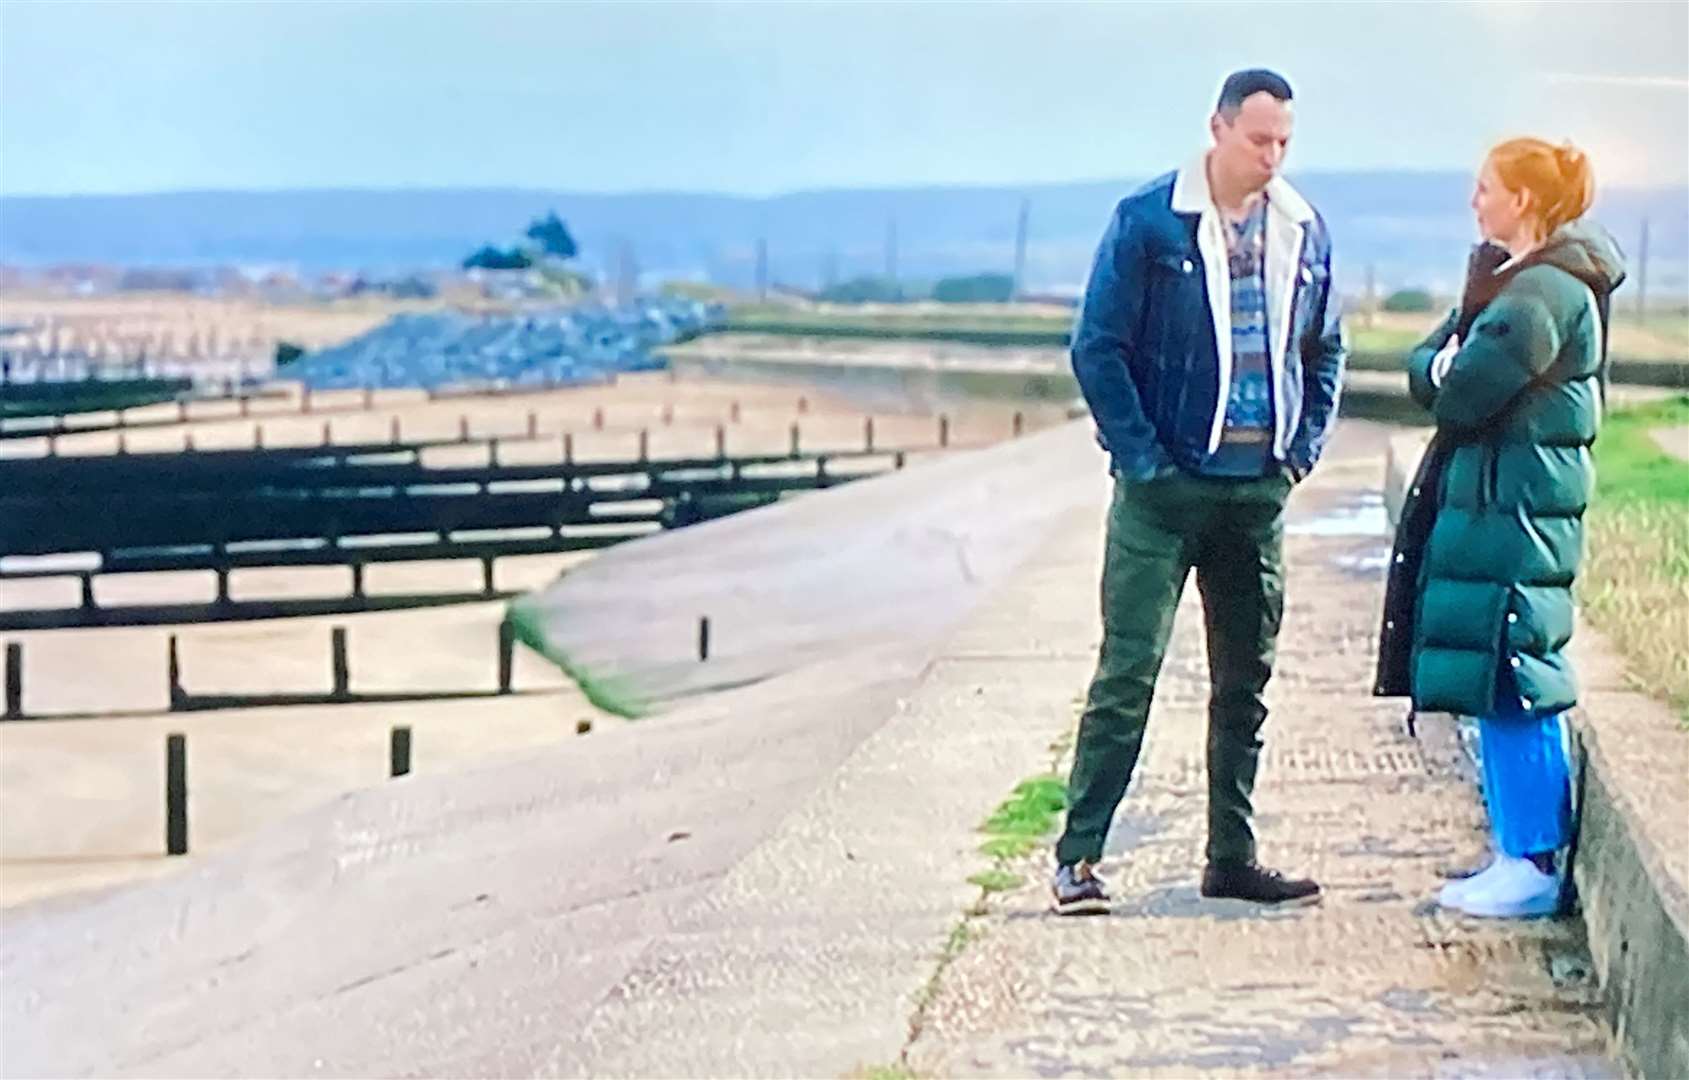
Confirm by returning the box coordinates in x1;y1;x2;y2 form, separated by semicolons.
1052;69;1346;915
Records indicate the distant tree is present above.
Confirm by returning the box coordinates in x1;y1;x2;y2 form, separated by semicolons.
818;276;905;303
524;212;579;261
932;273;1015;303
1382;288;1436;313
274;341;306;368
462;245;533;271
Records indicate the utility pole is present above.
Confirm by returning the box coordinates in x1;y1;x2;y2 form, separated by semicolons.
1636;217;1650;326
1011;197;1030;302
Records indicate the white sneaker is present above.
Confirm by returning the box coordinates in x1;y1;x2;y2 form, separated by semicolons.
1452;855;1559;918
1437;856;1501;909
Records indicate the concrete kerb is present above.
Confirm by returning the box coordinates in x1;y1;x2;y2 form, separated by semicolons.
1384;431;1689;1080
505;596;646;720
1575;714;1689;1079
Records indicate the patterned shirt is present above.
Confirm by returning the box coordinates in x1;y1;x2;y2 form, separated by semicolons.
1200;197;1276;478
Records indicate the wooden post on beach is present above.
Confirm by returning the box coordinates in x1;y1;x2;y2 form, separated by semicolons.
390;726;412;778
167;634;185;710
166;734;188;855
331;626;350;702
498;619;516;694
698;616;710;662
4;642;21;720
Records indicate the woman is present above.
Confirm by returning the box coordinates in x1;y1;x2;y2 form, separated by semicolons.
1375;137;1626;918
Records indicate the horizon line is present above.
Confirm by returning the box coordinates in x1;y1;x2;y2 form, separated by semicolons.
8;166;1686;203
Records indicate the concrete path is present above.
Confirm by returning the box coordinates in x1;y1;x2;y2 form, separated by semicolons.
1651;424;1688;462
904;441;1613;1077
513;419;1111;714
0;420;1614;1077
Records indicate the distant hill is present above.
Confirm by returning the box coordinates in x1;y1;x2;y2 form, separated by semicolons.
2;173;1683;296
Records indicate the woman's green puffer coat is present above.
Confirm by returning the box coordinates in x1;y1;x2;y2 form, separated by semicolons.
1383;223;1626;716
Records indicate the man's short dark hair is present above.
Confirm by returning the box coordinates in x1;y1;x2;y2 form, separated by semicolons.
1216;69;1293;118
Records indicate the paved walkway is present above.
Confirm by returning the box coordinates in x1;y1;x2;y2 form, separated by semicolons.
903;444;1613;1077
0;422;1614;1077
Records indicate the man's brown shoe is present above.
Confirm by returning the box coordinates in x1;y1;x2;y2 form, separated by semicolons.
1200;861;1321;906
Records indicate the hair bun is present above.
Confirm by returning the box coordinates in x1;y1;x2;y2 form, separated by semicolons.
1488;135;1596;232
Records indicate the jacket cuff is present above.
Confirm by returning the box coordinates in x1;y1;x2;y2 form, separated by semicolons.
1113;445;1176;482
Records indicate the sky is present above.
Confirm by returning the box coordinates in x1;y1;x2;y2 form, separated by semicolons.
2;0;1686;197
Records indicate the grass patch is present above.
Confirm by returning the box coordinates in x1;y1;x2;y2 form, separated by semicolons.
980;775;1067;839
1580;394;1689;724
504;598;647;719
719;305;1685;389
1592;395;1689;501
966;868;1026;893
969;773;1065;893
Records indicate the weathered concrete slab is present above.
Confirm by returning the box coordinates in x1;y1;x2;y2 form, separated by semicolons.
0;421;1108;1078
908;433;1614;1078
512;421;1108;714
